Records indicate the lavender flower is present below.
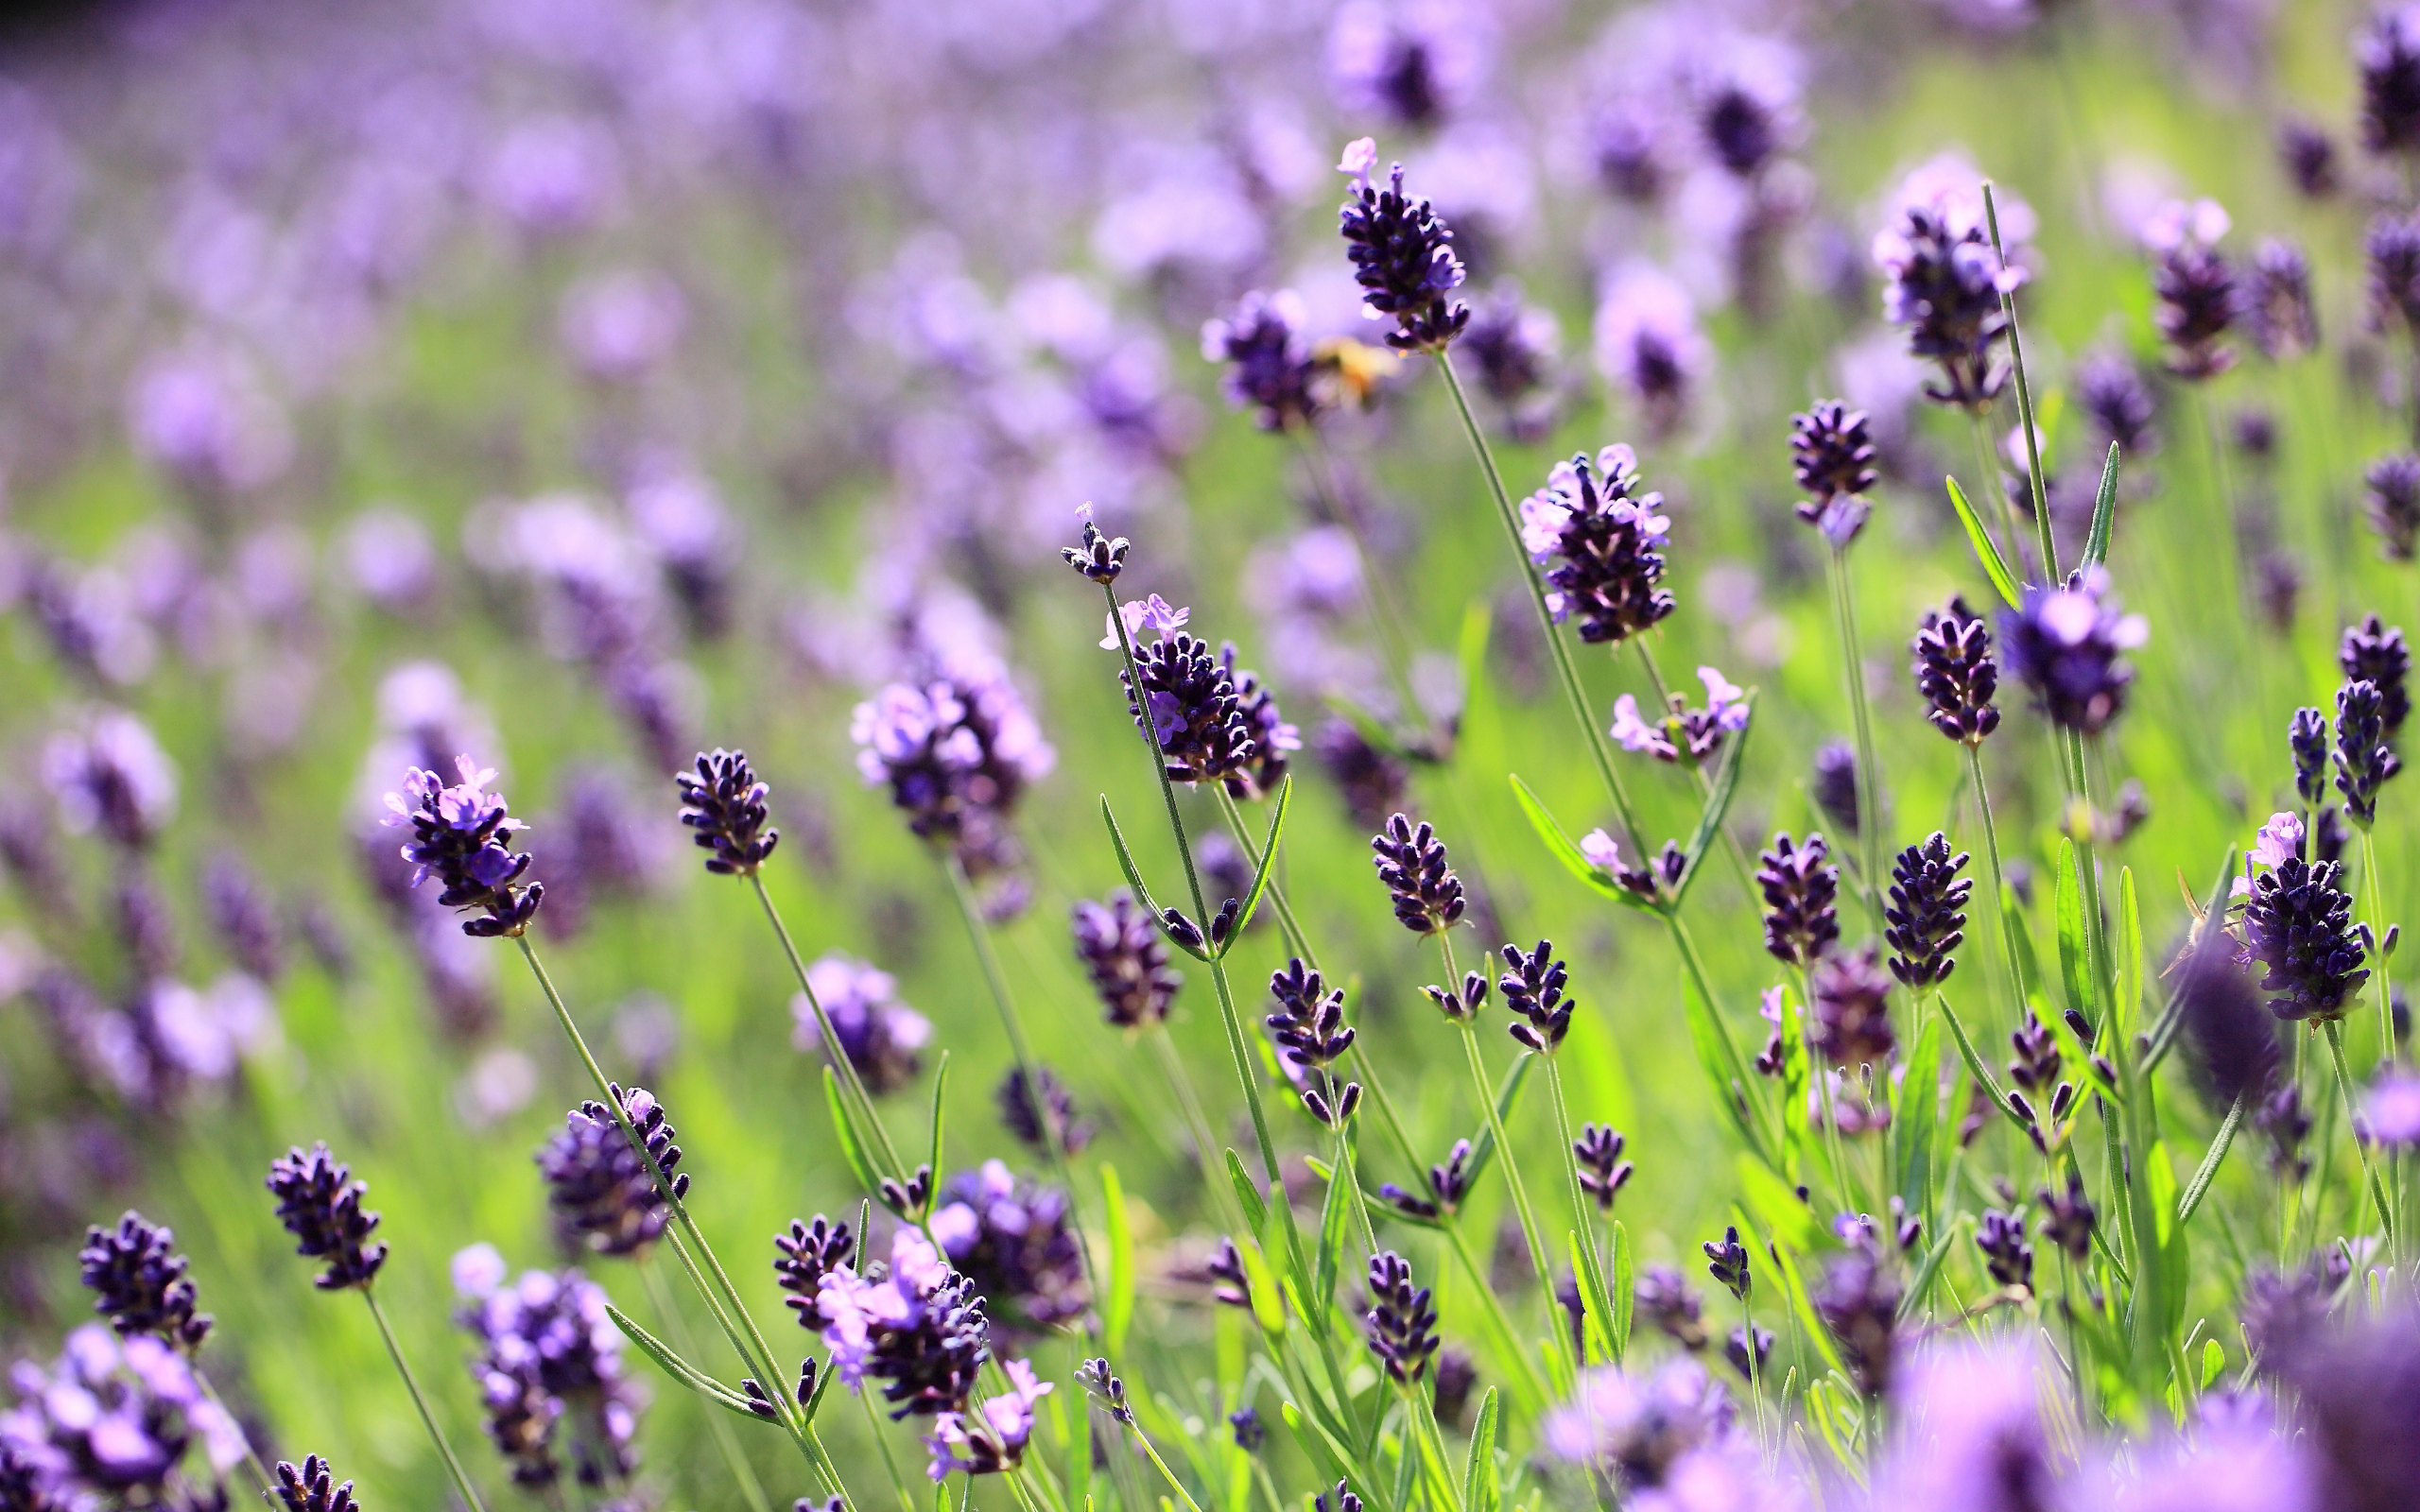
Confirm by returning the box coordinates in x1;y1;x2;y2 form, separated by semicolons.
1634;1266;1708;1351
2036;1172;2096;1261
1371;813;1464;935
1810;942;1894;1070
1543;1359;1737;1491
1884;833;1970;989
2076;351;2158;456
1996;568;2147;737
2176;923;2285;1109
818;1227;990;1420
1072;890;1181;1028
2333;679;2402;825
1814;1241;1901;1397
202;852;283;985
2292;708;2332;806
1519;444;1674;646
794;954;931;1095
1075;1358;1130;1426
1224;648;1301;799
1;1325;242;1507
2362;7;2420;156
381;758;542;937
78;1212;212;1352
1579;828;1673;904
1975;1208;2033;1289
2279;118;2340;197
1380;1139;1471;1221
43;710;178;852
1313;720;1411;831
1702;1227;1751;1301
1790;402;1877;545
1756;832;1839;967
675;748;779;877
272;1456;358;1512
997;1066;1092;1156
1314;1482;1361;1512
456;1261;642;1487
929;1161;1090;1335
2364;455;2420;560
1114;605;1260;791
1461;284;1562;440
1609;666;1750;765
851;667;1053;875
2246;240;2320;360
1201;290;1324;433
2340;615;2411;741
1593;266;1703;437
1362;1252;1439;1385
2241;851;2369;1022
1910;596;2001;745
1336;140;1469;352
773;1216;856;1332
1873;162;2025;410
1497;939;1572;1054
1266;958;1362;1126
2146;200;2237;380
923;1357;1046;1479
1061;517;1128;585
1227;1408;1263;1452
537;1100;676;1260
2369;211;2420;339
1327;2;1485;128
265;1143;388;1291
1574;1125;1634;1211
2360;1067;2420;1147
1811;741;1859;837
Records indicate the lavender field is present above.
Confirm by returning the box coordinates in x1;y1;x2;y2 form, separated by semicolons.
0;0;2413;1508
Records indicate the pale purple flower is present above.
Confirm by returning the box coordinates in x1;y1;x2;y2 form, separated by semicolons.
1545;1358;1737;1490
43;709;179;851
124;347;293;499
1868;1338;2049;1510
2139;197;2230;256
1594;265;1705;436
1611;696;1662;753
1100;593;1188;648
342;509;440;614
559;269;686;383
1580;829;1623;871
2360;1066;2420;1147
795;953;933;1094
923;1358;1051;1479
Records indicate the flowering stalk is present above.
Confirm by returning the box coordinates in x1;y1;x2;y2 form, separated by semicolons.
635;1258;775;1512
361;1288;491;1512
1826;543;1887;932
746;873;911;1189
1965;746;2029;1013
2361;830;2396;1074
2323;1021;2397;1238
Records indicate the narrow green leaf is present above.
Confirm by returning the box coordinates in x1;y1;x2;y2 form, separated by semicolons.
1673;696;1754;906
1324;691;1416;764
1103;1164;1136;1353
2054;838;2091;1022
2004;885;2046;1005
1895;1214;1963;1320
2200;1339;2225;1390
1568;1228;1616;1365
1314;1141;1352;1308
822;1067;883;1199
2119;867;2144;1031
1221;776;1293;954
605;1304;766;1419
1462;1388;1501;1512
1938;997;2028;1133
1276;1402;1351;1487
1225;1149;1269;1234
1946;475;2022;607
2083;440;2120;567
1457;1056;1536;1191
1896;1017;1942;1217
1610;1220;1635;1359
2176;1092;2245;1228
1771;1245;1847;1380
1509;774;1656;912
924;1051;951;1219
1232;1231;1286;1338
1100;796;1207;961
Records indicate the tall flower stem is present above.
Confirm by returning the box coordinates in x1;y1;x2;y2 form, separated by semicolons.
1539;1056;1605;1360
748;873;909;1182
2324;1020;2398;1240
192;1368;275;1494
853;1388;918;1512
1826;542;1887;933
2362;829;2396;1074
1965;745;2026;1018
638;1257;775;1512
363;1288;490;1512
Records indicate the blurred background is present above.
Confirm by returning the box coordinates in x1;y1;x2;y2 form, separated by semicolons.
0;0;2397;1505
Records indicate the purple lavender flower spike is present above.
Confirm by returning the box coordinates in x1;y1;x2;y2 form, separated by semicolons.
2332;679;2402;825
1201;290;1325;433
1884;833;1969;990
1809;942;1894;1071
382;757;542;937
2364;455;2420;560
924;1360;1050;1480
1575;1125;1633;1212
1872;158;2029;411
793;954;930;1094
773;1215;856;1333
1498;939;1572;1054
266;1143;388;1291
1381;1138;1472;1221
928;1160;1089;1335
537;1099;676;1260
1072;890;1181;1028
1336;139;1469;352
1756;833;1839;968
998;1065;1092;1156
43;710;178;853
2076;350;2157;456
272;1455;359;1512
1811;741;1860;837
818;1228;990;1421
79;1211;212;1352
1910;596;2001;745
2241;845;2369;1022
2367;211;2420;340
2363;7;2420;157
1461;284;1562;440
2145;198;2237;380
1113;606;1259;792
1362;1252;1440;1384
2340;615;2411;741
2;1324;243;1507
455;1262;643;1487
1996;568;2147;737
1520;445;1674;646
676;748;779;877
2246;240;2320;360
1266;958;1362;1126
1790;401;1877;546
1593;266;1703;438
1371;813;1464;935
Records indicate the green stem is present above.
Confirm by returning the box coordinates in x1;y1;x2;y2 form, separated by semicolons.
1541;1057;1599;1292
1983;185;2059;586
639;1257;775;1512
363;1289;490;1512
1825;543;1886;934
1120;1417;1209;1512
2324;1020;2397;1241
750;872;908;1181
1969;413;2028;583
1965;744;2027;1018
2362;829;2396;1074
1631;640;1761;898
855;1379;919;1512
193;1366;276;1494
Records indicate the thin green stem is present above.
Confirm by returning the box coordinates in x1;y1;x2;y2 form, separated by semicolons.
1402;1386;1467;1512
192;1366;275;1494
363;1289;490;1512
639;1257;775;1512
2362;829;2396;1074
1983;185;2058;585
854;1379;919;1512
1826;543;1886;934
1965;744;2026;1020
2324;1020;2397;1241
1122;1418;1209;1512
1541;1057;1599;1292
749;873;908;1181
1969;413;2028;582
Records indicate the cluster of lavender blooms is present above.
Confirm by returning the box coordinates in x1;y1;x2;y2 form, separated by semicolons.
452;1250;645;1491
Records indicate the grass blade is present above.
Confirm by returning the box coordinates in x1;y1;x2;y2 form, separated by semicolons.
1103;1163;1136;1353
2083;440;2120;567
2175;1092;2246;1228
1509;774;1657;912
1946;475;2022;607
1221;775;1292;954
1673;699;1754;907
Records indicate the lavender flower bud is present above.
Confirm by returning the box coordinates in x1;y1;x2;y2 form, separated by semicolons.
2175;929;2284;1111
381;757;543;937
773;1216;856;1332
203;850;284;984
1884;833;1970;990
1976;1208;2033;1289
1315;1482;1362;1512
1336;143;1469;353
2152;235;2237;381
1519;445;1674;647
1229;1407;1264;1452
1268;959;1362;1127
1789;402;1877;545
1077;1359;1132;1425
266;1143;389;1291
2371;211;2420;337
1814;1243;1900;1398
998;1066;1092;1157
1207;1239;1252;1310
1313;719;1409;831
1996;568;2145;737
539;1101;673;1260
1811;742;1860;838
2291;708;2332;806
1497;939;1573;1054
1756;832;1839;968
1910;596;2000;745
1634;1264;1706;1351
1362;1252;1440;1384
2279;118;2340;198
1371;813;1464;935
1703;1226;1751;1301
1120;620;1258;791
676;748;779;876
2243;852;2370;1022
1223;647;1300;799
1061;518;1128;584
929;1164;1090;1336
2036;1173;2096;1261
2333;679;2403;825
1072;890;1181;1028
1574;1125;1634;1211
458;1264;642;1486
273;1455;359;1512
1201;291;1324;434
2362;8;2420;157
1809;943;1894;1070
1461;284;1562;441
2246;240;2320;360
2367;455;2420;561
1874;197;2015;411
1726;1324;1775;1383
1381;1139;1473;1221
2076;351;2157;455
2340;614;2411;741
79;1211;212;1351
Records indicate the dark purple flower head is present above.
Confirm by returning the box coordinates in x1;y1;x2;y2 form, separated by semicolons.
1114;608;1259;792
1072;890;1181;1028
2075;351;2157;456
2334;679;2403;825
1201;290;1324;434
1228;1407;1264;1452
819;1228;991;1421
2367;211;2420;335
456;1263;642;1488
1222;647;1300;800
537;1099;677;1260
1497;939;1573;1054
2177;924;2286;1110
2364;455;2420;560
1313;719;1410;831
929;1161;1090;1336
1061;517;1128;585
923;1359;1049;1479
1873;193;2018;411
2292;707;2333;806
1814;1241;1901;1398
3;1324;233;1504
1884;833;1970;990
1461;284;1562;441
1975;1208;2033;1290
773;1215;856;1332
1315;1481;1362;1512
266;1143;388;1291
1790;402;1878;545
1336;141;1469;353
381;757;542;937
42;710;178;853
2035;1171;2095;1261
79;1211;212;1352
1362;1252;1440;1385
852;668;1052;879
2278;117;2339;197
1076;1358;1131;1426
272;1455;358;1512
1756;832;1839;967
1574;1125;1634;1211
1703;1226;1751;1301
1996;567;2146;737
2152;232;2238;381
676;748;779;877
1634;1264;1707;1352
2246;240;2320;360
794;954;931;1095
1381;1139;1472;1221
2341;614;2411;740
1267;958;1362;1126
2241;852;2370;1022
202;851;283;985
2363;8;2420;156
1810;741;1860;838
997;1066;1092;1157
1810;942;1894;1070
1519;445;1674;646
1372;813;1464;935
1910;596;2001;745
